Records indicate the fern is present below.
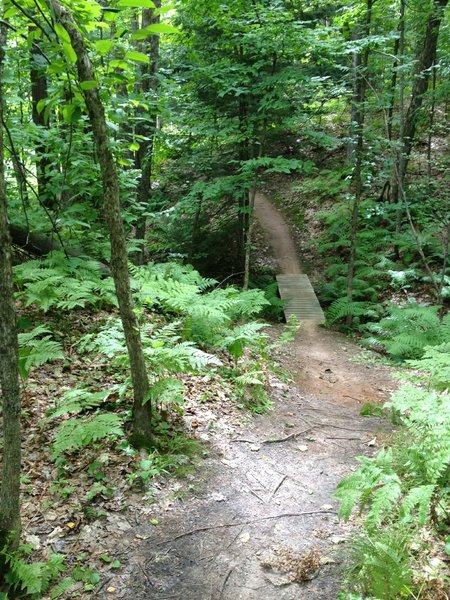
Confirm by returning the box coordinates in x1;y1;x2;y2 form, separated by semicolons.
363;304;450;359
50;577;77;599
348;529;413;600
149;378;185;408
14;252;117;311
18;326;64;380
326;298;372;324
3;547;65;597
49;388;112;419
53;413;123;456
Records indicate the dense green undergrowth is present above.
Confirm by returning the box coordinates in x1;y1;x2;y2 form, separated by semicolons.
336;342;450;599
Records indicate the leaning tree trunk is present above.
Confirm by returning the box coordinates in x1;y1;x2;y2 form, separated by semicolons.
48;0;154;448
0;20;22;567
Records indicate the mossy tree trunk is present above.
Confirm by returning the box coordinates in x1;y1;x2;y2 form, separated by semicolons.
0;19;22;567
48;0;154;448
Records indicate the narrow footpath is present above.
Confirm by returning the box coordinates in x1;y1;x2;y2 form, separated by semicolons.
114;193;395;600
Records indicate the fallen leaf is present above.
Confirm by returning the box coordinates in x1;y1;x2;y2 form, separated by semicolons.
239;531;250;544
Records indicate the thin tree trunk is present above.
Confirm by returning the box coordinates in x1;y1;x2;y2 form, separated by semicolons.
427;67;437;182
346;0;373;324
243;187;257;291
391;0;448;201
386;36;400;142
29;24;52;208
133;1;161;265
0;19;22;566
48;0;154;448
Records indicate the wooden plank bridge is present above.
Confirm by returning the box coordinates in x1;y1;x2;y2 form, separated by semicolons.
276;274;325;323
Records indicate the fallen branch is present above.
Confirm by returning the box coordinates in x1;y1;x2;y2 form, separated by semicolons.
157;510;336;545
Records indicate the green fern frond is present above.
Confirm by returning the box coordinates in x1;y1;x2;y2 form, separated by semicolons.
50;577;77;599
400;484;435;525
326;298;371;324
49;388;112;420
53;414;123;456
18;326;64;380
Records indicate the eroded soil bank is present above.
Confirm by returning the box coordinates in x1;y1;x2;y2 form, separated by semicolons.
99;194;395;600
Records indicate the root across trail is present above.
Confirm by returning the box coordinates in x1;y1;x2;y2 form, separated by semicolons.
111;194;394;600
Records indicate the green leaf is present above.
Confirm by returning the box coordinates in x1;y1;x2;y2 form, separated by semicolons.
62;103;82;124
94;40;114;55
62;42;77;64
54;22;71;45
131;23;179;39
80;80;98;90
124;50;150;64
117;0;155;7
445;536;450;556
36;98;47;114
129;142;140;151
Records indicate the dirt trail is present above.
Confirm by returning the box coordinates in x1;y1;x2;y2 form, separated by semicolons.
113;194;395;600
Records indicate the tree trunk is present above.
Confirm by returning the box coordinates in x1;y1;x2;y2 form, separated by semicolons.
48;0;154;448
133;1;161;265
346;0;373;324
0;20;22;568
29;24;52;209
391;0;448;201
243;187;256;291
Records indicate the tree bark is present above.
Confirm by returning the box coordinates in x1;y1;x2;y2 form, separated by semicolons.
0;19;22;567
48;0;154;448
391;0;448;201
133;2;161;265
29;24;52;209
346;0;373;324
243;187;256;291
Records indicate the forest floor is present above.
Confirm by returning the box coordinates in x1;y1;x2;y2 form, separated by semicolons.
92;193;397;600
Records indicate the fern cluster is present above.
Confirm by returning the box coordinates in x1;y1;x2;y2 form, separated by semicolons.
336;345;450;598
14;251;117;312
363;303;450;359
2;544;66;598
132;261;270;348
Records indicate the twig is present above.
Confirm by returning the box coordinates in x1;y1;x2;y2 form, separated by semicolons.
262;425;314;444
157;510;336;545
327;436;362;441
220;567;234;599
93;576;113;597
138;563;153;587
269;475;287;502
318;423;373;433
231;438;258;444
245;485;266;504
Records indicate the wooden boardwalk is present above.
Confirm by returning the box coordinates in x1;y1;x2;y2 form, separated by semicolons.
276;274;325;323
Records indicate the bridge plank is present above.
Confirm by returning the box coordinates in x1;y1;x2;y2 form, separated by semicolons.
276;274;325;322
